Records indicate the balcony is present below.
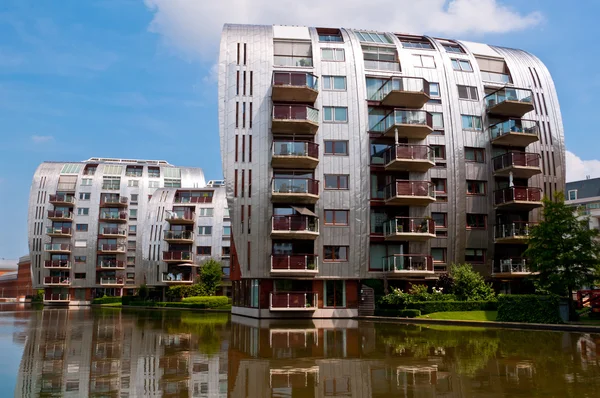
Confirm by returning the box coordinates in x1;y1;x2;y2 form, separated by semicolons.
371;77;430;108
270;254;318;274
495;222;537;244
49;194;75;206
384;144;435;172
163;251;194;264
269;292;318;311
270;367;320;389
44;260;71;269
44;243;71;253
384;181;436;206
100;196;128;208
44;276;71;286
494;187;542;210
272;105;319;135
47;210;73;221
272;178;319;204
485;87;534;117
382;254;434;275
173;196;213;205
165;211;195;225
493;152;542;179
383;217;435;241
98;244;126;254
98;227;127;238
272;141;319;169
271;215;319;240
162;272;194;284
99;277;125;286
44;293;70;302
99;211;128;223
492;258;532;278
164;230;195;244
46;227;72;237
372;110;433;140
272;71;319;103
98;260;126;270
490;119;539;147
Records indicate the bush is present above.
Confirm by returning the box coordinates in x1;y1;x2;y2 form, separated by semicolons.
380;286;456;309
497;295;562;324
406;300;497;315
121;296;230;309
375;309;421;318
92;296;122;305
32;290;44;303
181;296;230;308
451;263;495;301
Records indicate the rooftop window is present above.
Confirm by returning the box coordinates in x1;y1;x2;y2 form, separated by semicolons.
317;28;343;42
355;31;392;44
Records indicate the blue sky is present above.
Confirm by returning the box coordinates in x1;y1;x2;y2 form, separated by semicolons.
0;0;598;259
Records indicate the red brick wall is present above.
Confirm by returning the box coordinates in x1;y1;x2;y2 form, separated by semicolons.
0;260;32;299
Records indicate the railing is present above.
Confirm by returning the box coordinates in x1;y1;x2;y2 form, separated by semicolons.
99;211;128;221
494;258;530;274
99;227;127;236
44;293;70;301
272;141;319;158
371;109;432;133
44;260;71;269
164;231;195;240
272;216;319;233
44;243;71;252
44;276;71;285
273;71;319;90
47;210;73;220
489;119;538;140
271;255;319;272
46;227;72;235
272;178;319;195
163;251;193;261
270;292;318;309
173;196;213;204
100;196;128;206
384;180;436;200
480;71;512;84
165;211;195;222
49;194;75;204
370;77;430;101
382;255;433;272
273;55;313;67
383;144;434;164
383;217;435;236
100;278;124;285
493;152;541;171
98;244;126;252
485;87;533;109
162;273;193;282
495;222;537;239
273;105;319;124
99;261;125;269
494;187;542;206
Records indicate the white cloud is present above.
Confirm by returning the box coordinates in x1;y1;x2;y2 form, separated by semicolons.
31;135;54;144
566;150;600;182
144;0;543;60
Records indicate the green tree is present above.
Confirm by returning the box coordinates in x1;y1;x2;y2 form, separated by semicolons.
525;192;600;319
200;259;223;296
451;263;495;301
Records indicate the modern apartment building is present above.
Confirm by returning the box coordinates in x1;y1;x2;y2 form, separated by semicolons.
28;158;230;304
218;24;565;318
566;177;600;230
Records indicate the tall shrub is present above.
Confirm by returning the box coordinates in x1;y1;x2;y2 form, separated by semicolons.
451;263;495;301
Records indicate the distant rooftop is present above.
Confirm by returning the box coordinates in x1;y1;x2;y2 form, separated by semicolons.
84;157;172;166
0;259;18;271
566;177;600;201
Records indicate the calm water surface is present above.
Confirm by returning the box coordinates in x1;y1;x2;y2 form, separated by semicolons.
1;304;600;397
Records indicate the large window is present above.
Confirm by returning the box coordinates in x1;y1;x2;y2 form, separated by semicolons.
429;83;440;98
317;28;343;42
197;246;211;255
324;175;349;190
431;112;444;129
355;31;392;43
164;179;181;188
323;106;348;122
324;246;348;262
451;59;473;72
324;210;349;226
324;141;348;155
465;249;485;263
432;213;447;228
324;280;346;307
274;40;313;67
432;145;446;160
413;54;435;68
77;208;89;216
399;37;433;49
466;180;487;195
199;208;214;217
322;76;347;91
457;85;479;100
79;192;90;200
465;147;485;163
568;190;577;201
466;214;487;229
198;226;212;235
443;43;465;53
432;248;446;263
461;115;482;130
223;226;231;236
432;178;447;194
148;167;160;178
102;176;120;190
321;48;345;62
362;45;399;71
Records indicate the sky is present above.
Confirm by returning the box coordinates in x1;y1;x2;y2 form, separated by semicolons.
0;0;599;259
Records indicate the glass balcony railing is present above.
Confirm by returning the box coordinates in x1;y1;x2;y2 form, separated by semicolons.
173;196;213;204
99;260;126;269
493;258;530;274
99;277;124;285
371;109;432;133
489;119;539;141
44;276;71;285
370;77;430;101
163;251;193;262
382;254;433;273
47;210;73;220
272;142;319;158
100;196;128;206
383;144;434;164
99;211;128;221
270;292;318;310
165;211;195;222
44;293;70;301
163;231;194;241
272;215;319;233
384;180;436;200
98;244;126;252
46;227;72;236
44;260;71;269
383;217;435;237
485;87;532;109
495;222;537;240
44;243;71;252
493;152;541;171
162;272;193;283
99;227;127;236
494;187;542;206
273;72;318;90
271;254;318;272
480;71;512;84
49;194;75;204
273;105;319;124
272;178;319;195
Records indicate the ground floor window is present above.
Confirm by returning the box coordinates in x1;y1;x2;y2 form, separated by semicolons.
324;280;346;307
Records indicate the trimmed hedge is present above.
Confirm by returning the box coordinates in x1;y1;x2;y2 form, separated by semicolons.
121;296;230;309
92;296;123;305
497;295;562;324
181;296;230;308
406;300;497;315
374;309;421;318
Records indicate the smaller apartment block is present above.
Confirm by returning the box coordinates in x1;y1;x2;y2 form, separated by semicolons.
28;158;230;304
566;177;600;231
